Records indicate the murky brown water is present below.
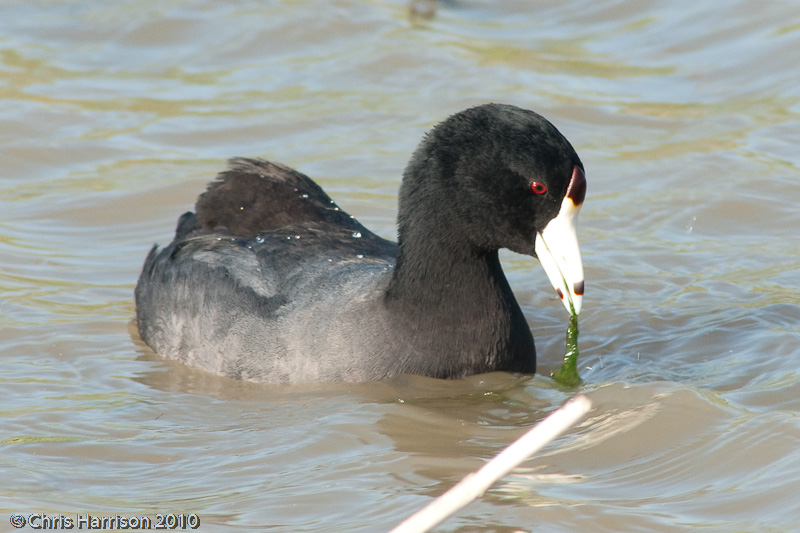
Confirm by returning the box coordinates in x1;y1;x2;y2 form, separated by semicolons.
2;1;799;531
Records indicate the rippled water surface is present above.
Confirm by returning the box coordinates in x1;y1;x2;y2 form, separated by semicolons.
2;1;799;531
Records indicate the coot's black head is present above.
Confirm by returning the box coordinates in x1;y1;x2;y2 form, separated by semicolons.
398;103;586;313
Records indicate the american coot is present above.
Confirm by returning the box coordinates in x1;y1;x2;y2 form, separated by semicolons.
135;103;586;383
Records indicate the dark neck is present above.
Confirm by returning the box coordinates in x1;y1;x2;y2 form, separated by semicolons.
383;225;535;378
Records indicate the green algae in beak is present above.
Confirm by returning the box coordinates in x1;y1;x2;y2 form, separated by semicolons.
551;295;583;388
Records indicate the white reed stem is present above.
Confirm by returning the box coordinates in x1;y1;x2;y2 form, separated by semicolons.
389;395;592;533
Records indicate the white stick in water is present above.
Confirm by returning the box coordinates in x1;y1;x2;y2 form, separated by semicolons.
389;395;592;533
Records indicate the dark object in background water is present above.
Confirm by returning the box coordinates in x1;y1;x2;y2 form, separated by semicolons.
409;0;437;20
134;103;586;384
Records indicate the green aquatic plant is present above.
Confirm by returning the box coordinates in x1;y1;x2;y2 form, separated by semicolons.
551;296;582;388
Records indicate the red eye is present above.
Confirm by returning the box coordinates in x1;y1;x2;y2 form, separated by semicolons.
531;181;547;195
